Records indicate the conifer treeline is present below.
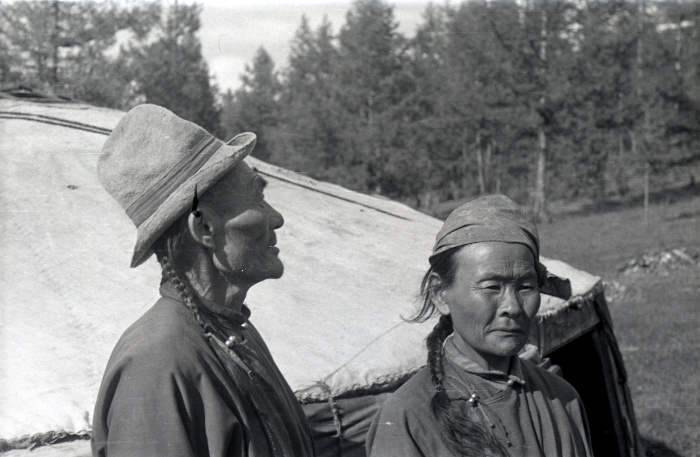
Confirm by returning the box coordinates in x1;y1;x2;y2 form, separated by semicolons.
1;1;221;134
2;0;697;216
223;0;699;217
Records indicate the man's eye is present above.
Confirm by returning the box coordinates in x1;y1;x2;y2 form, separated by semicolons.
484;284;501;291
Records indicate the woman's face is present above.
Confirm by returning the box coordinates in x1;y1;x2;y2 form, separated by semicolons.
434;241;541;371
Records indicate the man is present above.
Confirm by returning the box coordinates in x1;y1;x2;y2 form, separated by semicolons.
92;104;315;457
366;195;593;456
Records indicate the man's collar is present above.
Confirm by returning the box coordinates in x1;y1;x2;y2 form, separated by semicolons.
160;279;251;326
444;334;527;387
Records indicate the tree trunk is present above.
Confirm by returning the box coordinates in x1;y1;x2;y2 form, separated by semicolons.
674;12;684;112
532;7;549;222
635;0;650;172
675;13;683;74
643;161;650;226
533;126;548;222
367;92;382;194
448;179;461;201
485;139;493;192
475;131;486;195
51;0;60;87
461;143;470;197
616;131;628;196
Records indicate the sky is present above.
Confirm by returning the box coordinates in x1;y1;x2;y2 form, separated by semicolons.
196;1;436;92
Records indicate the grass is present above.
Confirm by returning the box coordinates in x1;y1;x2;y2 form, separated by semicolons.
538;194;700;457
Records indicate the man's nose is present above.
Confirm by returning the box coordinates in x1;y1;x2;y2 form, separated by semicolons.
267;202;284;229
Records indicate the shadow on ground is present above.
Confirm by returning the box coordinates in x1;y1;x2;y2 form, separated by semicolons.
642;436;685;457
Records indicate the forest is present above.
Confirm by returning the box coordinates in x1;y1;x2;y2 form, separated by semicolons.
2;0;698;219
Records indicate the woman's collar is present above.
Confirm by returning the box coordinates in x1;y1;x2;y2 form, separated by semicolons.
444;334;526;386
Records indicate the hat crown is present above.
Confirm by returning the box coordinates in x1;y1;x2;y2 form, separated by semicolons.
96;104;256;267
97;104;212;216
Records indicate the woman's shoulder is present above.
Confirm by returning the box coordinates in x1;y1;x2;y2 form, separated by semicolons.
377;367;436;418
520;358;581;402
367;367;447;457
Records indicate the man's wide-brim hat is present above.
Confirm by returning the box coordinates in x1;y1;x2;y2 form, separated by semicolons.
97;104;256;268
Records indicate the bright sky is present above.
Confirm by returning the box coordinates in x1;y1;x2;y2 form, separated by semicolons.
197;1;435;92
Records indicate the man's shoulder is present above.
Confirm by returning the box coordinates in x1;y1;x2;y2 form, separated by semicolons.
108;297;212;376
123;297;198;342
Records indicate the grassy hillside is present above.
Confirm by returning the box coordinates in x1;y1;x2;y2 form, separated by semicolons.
539;195;700;457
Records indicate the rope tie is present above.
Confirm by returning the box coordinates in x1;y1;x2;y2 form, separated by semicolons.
319;382;343;457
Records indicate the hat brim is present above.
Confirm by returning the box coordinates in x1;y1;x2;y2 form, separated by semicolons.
129;132;256;268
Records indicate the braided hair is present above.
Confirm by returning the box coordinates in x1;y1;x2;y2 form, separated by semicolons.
151;217;291;456
412;247;508;457
151;216;209;329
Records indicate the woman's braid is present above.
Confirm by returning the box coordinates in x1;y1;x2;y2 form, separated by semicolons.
426;314;508;457
418;248;508;457
427;314;453;396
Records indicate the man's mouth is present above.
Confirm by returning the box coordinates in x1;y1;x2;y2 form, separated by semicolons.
267;233;279;253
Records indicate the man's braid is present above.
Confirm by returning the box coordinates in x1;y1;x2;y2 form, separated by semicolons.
159;253;208;331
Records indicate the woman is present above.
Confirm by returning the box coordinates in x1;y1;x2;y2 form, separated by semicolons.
366;195;593;457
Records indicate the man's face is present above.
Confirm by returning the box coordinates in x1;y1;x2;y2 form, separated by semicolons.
204;162;285;287
437;241;541;370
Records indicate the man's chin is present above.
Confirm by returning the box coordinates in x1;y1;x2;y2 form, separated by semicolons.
260;261;284;281
218;261;284;285
268;265;284;280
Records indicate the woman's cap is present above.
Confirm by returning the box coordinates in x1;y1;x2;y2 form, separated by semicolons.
431;194;540;263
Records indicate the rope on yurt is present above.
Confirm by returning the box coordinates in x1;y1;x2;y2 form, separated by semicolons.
254;167;410;222
1;109;413;221
0;429;90;452
319;382;344;457
0;111;112;135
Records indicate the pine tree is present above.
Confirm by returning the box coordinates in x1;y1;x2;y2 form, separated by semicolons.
221;47;281;161
0;1;220;132
335;0;410;195
273;16;343;176
0;0;159;104
125;3;221;134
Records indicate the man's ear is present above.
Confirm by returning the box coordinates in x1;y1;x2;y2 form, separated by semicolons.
428;272;451;316
187;210;216;249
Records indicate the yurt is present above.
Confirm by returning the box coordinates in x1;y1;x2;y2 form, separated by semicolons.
0;95;643;457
